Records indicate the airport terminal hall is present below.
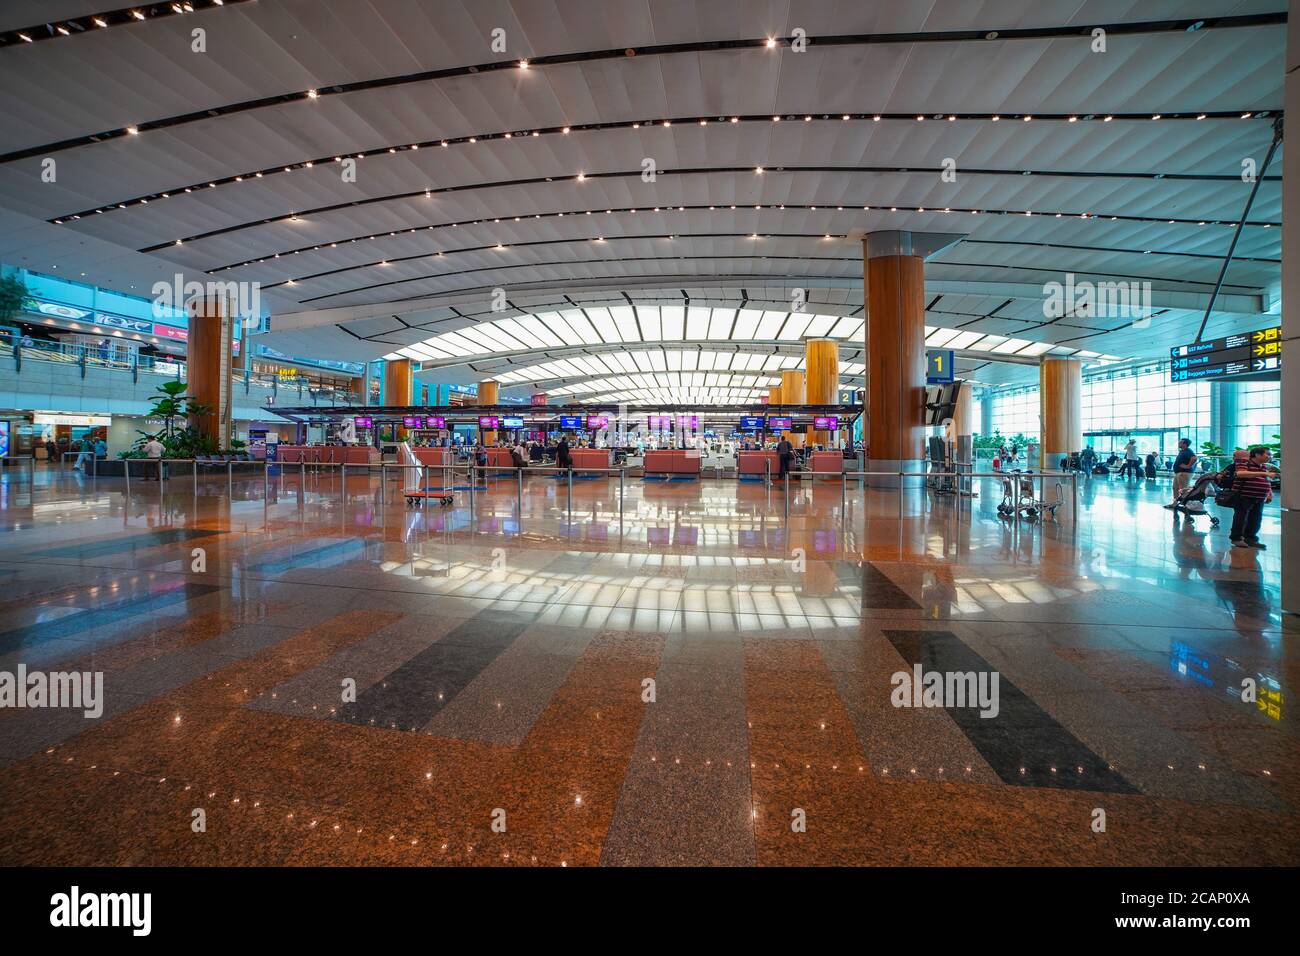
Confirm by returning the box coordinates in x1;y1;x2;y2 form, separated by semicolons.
0;0;1297;916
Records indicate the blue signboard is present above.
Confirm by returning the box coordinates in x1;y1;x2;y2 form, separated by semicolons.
558;416;582;429
738;416;764;430
927;349;955;384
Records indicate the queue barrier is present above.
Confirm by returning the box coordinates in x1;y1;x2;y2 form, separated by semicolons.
113;454;1077;534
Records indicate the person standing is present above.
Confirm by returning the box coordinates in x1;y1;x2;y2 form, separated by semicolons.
555;436;572;471
72;436;93;472
1165;438;1197;509
1123;439;1139;479
776;435;793;481
1226;446;1273;549
142;435;165;481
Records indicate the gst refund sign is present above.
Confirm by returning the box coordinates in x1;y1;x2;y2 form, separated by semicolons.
1170;326;1281;382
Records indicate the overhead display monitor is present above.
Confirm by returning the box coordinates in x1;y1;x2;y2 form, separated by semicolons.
478;416;500;429
586;415;610;429
353;417;373;428
402;416;421;428
558;415;583;429
647;415;673;429
813;415;839;430
738;416;764;430
501;416;524;428
1170;325;1281;383
424;416;446;429
766;416;792;430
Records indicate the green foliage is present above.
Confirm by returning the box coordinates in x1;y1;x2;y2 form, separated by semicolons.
0;275;33;323
133;380;218;458
973;430;1038;450
1200;441;1224;458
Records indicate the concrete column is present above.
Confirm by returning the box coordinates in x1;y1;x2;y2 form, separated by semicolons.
805;338;838;447
1282;0;1300;613
1038;358;1082;470
186;295;232;448
780;369;806;448
1209;380;1242;454
864;234;928;478
478;380;500;444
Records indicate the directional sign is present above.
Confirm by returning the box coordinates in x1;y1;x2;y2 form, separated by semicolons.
927;349;955;384
1170;326;1281;383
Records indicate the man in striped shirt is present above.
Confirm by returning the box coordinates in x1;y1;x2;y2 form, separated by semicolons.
1228;446;1273;550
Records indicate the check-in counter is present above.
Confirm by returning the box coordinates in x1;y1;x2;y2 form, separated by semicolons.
412;447;452;466
809;451;844;481
643;449;701;475
275;445;378;465
479;447;515;476
570;448;611;472
738;450;780;478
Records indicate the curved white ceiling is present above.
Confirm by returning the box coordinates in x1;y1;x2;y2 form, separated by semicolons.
0;0;1283;402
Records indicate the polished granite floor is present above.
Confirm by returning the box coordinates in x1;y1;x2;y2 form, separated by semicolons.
0;464;1294;866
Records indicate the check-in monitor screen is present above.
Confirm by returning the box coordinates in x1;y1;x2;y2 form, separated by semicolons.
813;416;839;430
559;416;583;429
766;416;792;429
478;416;500;429
502;417;524;428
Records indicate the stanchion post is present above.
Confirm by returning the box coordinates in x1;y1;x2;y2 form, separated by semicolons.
124;457;131;495
567;467;573;518
619;467;625;536
516;466;523;517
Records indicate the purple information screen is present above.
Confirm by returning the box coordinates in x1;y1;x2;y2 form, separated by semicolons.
767;416;792;429
402;416;421;428
647;415;673;429
425;416;446;429
353;417;373;428
478;416;500;429
813;416;839;430
586;415;609;429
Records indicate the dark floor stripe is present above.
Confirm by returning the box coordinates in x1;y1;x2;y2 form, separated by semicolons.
835;561;921;609
0;582;222;654
883;629;1139;794
333;610;531;731
32;528;221;560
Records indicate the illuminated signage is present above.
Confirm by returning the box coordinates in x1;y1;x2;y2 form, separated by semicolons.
558;416;582;429
478;416;500;429
738;416;764;430
1170;326;1281;382
586;415;609;429
502;416;524;428
766;416;792;429
813;415;839;430
424;416;446;429
353;417;373;428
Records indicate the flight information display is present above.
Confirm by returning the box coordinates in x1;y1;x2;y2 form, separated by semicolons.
738;416;764;430
558;416;583;429
1170;326;1281;382
766;416;792;429
501;417;524;428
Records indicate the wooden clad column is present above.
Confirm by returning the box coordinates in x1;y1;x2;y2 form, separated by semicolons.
865;236;927;479
1039;358;1082;469
186;296;232;448
780;369;806;448
477;380;499;444
384;359;413;438
805;338;838;446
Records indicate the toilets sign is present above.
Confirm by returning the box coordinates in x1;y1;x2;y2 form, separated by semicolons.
1170;326;1281;382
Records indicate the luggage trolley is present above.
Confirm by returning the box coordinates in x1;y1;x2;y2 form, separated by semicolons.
996;469;1062;521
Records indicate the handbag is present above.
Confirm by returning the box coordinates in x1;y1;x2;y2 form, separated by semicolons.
1214;490;1238;507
